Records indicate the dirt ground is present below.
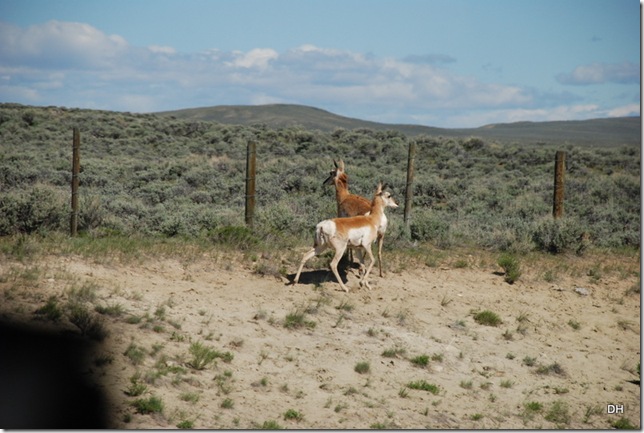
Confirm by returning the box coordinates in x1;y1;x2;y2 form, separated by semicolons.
0;248;640;429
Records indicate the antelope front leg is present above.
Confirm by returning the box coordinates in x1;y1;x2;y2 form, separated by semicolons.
359;247;375;290
377;233;384;277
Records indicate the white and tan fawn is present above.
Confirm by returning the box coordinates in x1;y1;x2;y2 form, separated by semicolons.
323;159;388;277
293;183;398;293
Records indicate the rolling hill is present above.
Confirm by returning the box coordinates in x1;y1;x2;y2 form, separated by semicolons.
156;104;641;146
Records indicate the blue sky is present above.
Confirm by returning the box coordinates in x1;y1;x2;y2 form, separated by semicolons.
0;0;639;128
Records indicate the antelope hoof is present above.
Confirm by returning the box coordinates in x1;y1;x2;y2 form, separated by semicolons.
359;281;372;291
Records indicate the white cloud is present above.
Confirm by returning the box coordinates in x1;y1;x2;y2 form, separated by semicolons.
0;20;128;70
226;48;278;69
117;94;158;112
0;22;638;127
0;83;40;102
606;104;640;117
557;62;640;85
148;45;177;55
441;104;605;128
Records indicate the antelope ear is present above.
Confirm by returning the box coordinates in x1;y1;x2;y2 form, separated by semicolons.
338;159;345;170
333;159;338;168
381;183;390;191
375;182;383;194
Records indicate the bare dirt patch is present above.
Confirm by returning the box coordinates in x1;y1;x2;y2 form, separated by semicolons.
0;250;640;429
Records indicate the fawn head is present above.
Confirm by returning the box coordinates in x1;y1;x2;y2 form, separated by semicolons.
374;183;399;209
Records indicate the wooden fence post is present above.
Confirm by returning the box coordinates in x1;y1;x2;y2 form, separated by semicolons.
403;140;416;230
70;128;80;236
245;140;256;229
553;150;565;219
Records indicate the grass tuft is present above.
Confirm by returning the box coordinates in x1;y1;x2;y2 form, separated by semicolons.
473;310;502;327
498;252;522;284
407;380;440;395
410;355;429;367
354;361;370;374
132;396;164;414
284;309;316;329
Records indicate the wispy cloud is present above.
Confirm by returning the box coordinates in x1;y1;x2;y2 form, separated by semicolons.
226;48;278;70
402;54;456;65
0;21;530;110
0;20;638;127
0;20;128;70
556;61;640;85
436;103;640;128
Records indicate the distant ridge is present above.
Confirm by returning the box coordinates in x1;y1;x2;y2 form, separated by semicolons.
156;104;640;146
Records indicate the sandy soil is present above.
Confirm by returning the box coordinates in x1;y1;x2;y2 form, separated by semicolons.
0;249;640;429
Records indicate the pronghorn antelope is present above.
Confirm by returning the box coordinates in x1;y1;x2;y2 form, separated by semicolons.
323;159;388;277
293;183;398;293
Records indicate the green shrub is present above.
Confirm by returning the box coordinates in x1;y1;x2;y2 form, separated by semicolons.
124;375;148;397
544;400;570;425
68;302;108;341
524;401;543;412
410;211;451;246
532;217;588;255
34;296;63;322
284;309;316;329
410;355;429;367
354;361;370;374
187;341;219;370
210;225;259;249
536;362;566;376
0;104;638;253
124;343;147;365
176;419;194;429
474;310;502;327
0;186;67;235
498;252;522;284
407;380;440;394
611;417;637;429
260;420;283;429
283;409;304;421
132;396;164;414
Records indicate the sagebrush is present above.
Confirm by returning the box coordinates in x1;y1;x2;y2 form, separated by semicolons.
0;104;639;253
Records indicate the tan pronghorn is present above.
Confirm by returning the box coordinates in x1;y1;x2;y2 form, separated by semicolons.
293;183;398;292
323;159;388;277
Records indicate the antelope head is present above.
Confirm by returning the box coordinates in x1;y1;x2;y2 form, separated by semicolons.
323;159;346;186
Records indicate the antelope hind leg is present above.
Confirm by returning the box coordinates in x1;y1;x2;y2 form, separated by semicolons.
330;245;350;292
293;248;318;284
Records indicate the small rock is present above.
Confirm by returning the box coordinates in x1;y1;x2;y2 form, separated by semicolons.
574;287;590;296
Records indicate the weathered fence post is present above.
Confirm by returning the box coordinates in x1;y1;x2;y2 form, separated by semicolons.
553;150;565;219
404;140;416;230
245;140;256;229
70;127;81;236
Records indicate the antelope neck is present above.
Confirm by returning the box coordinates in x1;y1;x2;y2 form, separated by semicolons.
335;176;351;201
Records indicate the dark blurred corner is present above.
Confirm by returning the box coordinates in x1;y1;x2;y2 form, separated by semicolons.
0;320;111;428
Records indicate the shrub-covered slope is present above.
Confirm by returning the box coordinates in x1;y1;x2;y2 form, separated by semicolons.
0;103;639;252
